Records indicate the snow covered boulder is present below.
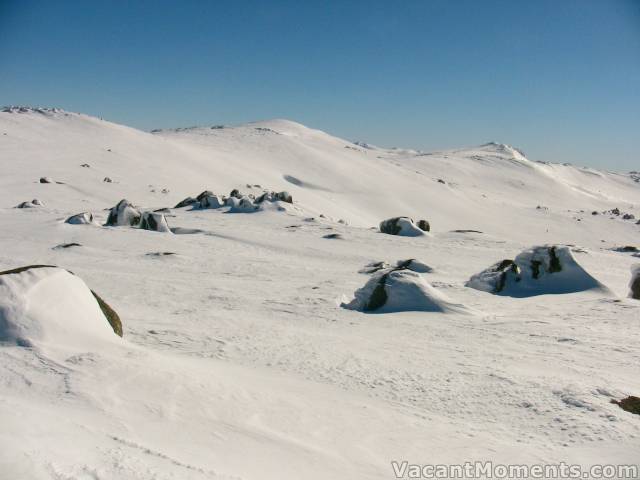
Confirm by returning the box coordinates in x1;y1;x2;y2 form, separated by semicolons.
630;265;640;300
255;191;293;204
174;196;198;208
105;199;141;227
467;245;608;297
275;191;293;204
196;190;214;201
228;196;257;212
139;212;171;233
342;269;468;314
199;194;224;209
0;265;122;348
379;217;426;237
65;212;94;225
466;259;522;294
16;199;43;208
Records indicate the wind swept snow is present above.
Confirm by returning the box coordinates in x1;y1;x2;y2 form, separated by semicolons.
1;107;640;479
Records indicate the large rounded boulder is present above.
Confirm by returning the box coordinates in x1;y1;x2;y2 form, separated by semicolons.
379;217;426;237
0;265;122;348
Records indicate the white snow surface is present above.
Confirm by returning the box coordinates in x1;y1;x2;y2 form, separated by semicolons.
1;108;640;479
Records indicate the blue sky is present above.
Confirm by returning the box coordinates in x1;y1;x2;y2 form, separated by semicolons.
1;0;638;171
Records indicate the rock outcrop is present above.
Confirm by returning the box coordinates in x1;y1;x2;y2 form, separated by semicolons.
467;245;608;297
139;212;171;232
16;199;43;208
379;217;426;237
105;199;141;227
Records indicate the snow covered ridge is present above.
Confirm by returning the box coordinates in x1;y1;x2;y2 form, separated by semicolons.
0;265;122;347
2;105;67;115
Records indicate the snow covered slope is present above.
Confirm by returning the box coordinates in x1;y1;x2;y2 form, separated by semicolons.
1;107;639;479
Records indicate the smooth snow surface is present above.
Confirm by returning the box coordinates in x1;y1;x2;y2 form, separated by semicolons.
1;108;640;479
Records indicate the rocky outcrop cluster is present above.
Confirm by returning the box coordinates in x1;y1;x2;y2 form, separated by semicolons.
379;217;430;237
174;188;293;211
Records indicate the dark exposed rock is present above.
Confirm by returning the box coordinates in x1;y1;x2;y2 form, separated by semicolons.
592;211;598;215
614;246;639;253
39;177;53;183
53;243;82;249
379;217;425;237
196;190;214;201
139;212;171;232
611;396;640;415
631;266;640;300
229;189;242;199
103;177;113;183
417;220;430;232
622;213;635;220
452;229;483;234
146;251;176;257
174;196;198;208
323;233;343;239
80;163;90;168
91;290;122;337
105;199;141;227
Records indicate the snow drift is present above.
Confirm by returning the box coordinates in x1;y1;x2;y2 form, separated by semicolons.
0;266;122;348
467;245;609;297
343;269;468;314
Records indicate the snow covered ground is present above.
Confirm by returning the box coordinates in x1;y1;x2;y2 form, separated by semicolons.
1;107;639;479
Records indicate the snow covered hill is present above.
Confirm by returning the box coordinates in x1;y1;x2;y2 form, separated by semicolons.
1;107;639;479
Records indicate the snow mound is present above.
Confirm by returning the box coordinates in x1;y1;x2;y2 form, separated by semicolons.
65;212;94;225
16;199;43;208
0;266;122;348
199;194;224;209
379;217;427;237
467;245;609;297
630;264;640;300
342;269;468;314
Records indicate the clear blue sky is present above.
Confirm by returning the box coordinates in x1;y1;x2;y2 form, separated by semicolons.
1;0;638;171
